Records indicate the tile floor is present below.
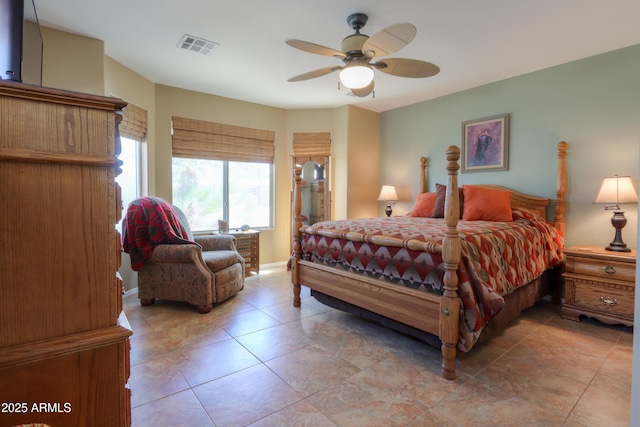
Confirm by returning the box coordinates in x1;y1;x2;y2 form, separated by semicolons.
124;264;632;427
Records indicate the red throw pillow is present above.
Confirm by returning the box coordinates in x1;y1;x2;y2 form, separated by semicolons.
409;192;437;217
462;185;513;221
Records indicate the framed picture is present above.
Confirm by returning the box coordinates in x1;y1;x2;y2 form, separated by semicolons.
461;113;510;173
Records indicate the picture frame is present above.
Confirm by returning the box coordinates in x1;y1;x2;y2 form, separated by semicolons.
461;113;510;173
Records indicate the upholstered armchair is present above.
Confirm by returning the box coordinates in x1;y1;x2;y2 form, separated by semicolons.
123;197;245;313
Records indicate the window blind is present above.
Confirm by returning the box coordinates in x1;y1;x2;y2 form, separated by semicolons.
119;103;147;141
172;116;275;164
293;132;331;157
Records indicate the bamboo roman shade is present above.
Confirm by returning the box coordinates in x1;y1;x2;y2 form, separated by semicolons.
293;132;331;157
119;103;147;141
172;116;275;164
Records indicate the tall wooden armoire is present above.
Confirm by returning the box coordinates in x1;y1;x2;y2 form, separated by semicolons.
0;82;132;426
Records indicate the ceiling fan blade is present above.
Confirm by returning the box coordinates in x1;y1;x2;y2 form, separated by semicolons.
351;80;375;97
287;66;342;82
362;23;416;58
286;39;346;59
374;58;440;78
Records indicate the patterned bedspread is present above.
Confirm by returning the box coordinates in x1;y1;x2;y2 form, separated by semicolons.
300;208;564;351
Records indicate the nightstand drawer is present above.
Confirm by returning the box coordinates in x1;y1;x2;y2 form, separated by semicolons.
566;257;635;282
567;278;634;319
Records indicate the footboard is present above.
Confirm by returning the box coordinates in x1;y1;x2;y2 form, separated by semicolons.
291;146;462;380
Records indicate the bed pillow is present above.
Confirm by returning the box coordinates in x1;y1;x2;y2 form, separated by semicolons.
431;183;464;219
462;185;513;221
408;192;437;217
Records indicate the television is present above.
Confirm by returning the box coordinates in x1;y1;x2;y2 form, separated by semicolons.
0;0;24;82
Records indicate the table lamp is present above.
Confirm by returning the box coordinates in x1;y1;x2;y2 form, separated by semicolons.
594;175;638;252
377;185;398;217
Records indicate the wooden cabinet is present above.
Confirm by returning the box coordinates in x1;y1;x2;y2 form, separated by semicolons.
562;245;636;327
0;82;132;426
230;230;260;276
309;180;325;224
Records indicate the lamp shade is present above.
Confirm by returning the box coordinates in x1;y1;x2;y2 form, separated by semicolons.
594;176;638;207
339;61;374;89
377;185;398;202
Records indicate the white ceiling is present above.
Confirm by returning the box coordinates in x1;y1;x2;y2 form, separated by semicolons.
26;0;640;113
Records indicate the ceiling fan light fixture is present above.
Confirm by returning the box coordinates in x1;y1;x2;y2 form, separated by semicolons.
339;62;374;89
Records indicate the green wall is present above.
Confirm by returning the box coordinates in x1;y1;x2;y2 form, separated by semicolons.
380;45;640;249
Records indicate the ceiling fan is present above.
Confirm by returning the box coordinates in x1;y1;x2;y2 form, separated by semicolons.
286;13;440;97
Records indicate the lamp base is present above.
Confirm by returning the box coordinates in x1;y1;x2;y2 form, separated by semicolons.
605;211;631;252
385;205;392;217
605;243;631;252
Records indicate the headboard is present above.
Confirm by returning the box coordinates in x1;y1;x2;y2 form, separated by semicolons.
417;141;567;231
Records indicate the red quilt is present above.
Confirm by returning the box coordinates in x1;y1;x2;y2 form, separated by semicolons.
122;197;196;270
300;208;564;351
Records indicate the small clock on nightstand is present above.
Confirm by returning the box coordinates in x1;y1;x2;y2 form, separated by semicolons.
561;245;636;326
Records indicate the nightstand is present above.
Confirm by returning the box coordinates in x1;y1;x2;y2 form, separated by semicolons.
562;245;636;326
229;229;260;276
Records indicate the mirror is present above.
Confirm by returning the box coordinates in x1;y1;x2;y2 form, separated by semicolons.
298;161;326;225
291;155;331;248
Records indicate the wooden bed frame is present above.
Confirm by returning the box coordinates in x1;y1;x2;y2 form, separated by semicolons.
290;142;568;380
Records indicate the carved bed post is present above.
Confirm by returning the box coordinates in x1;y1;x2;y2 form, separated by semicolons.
440;146;461;380
419;156;428;193
555;141;568;235
291;166;303;307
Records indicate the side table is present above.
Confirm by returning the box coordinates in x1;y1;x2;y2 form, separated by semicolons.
562;245;636;326
229;229;260;276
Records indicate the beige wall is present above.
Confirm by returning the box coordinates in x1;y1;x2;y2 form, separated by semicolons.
22;24;357;270
332;106;350;220
346;106;380;219
23;22;104;95
329;105;380;221
153;85;291;266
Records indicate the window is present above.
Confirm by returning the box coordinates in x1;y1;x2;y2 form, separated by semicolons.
172;158;272;231
116;137;141;231
171;116;275;232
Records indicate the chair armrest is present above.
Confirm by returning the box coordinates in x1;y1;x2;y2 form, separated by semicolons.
148;244;202;263
195;234;237;252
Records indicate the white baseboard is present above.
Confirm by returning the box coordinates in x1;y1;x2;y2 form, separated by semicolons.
259;261;287;269
123;287;137;298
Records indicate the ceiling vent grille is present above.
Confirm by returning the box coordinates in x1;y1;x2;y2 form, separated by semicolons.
178;34;219;55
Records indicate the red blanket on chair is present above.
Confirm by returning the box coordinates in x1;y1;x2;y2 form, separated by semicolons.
122;197;196;270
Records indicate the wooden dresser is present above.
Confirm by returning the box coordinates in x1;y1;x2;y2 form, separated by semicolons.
562;245;636;327
0;82;132;426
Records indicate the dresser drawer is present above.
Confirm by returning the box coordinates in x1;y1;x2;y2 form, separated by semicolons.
565;257;635;282
566;278;634;319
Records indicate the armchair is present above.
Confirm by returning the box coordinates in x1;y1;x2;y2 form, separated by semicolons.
123;197;245;313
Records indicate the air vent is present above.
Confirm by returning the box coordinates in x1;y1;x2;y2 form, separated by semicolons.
178;34;219;55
